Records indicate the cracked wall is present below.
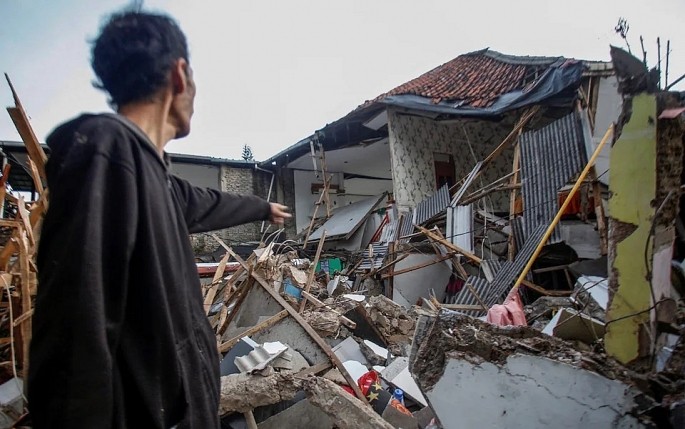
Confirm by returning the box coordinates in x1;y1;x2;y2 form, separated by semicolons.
606;92;683;365
409;311;648;429
427;354;643;429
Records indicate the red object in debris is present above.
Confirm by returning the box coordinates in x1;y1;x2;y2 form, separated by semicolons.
196;262;241;278
486;288;527;327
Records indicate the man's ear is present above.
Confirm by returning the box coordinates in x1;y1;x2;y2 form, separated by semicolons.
171;59;189;95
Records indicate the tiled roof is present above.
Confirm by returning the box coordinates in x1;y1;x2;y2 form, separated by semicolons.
366;49;561;108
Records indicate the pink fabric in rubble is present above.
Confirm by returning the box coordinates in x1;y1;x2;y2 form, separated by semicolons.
486;288;527;326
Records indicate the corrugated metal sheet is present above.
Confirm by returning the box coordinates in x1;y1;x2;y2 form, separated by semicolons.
380;219;400;243
413;184;450;226
451;161;483;205
309;194;385;241
481;259;503;283
357;243;389;270
445;276;489;316
485;224;547;303
398;210;414;242
446;204;473;252
510;216;525;257
519;112;588;243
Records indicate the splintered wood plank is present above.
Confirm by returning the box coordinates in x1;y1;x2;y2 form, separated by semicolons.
218;276;255;336
17;231;31;377
204;252;231;316
16;197;34;249
5;74;47;183
27;159;44;195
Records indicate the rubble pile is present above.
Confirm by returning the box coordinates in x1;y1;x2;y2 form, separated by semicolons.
203;50;685;428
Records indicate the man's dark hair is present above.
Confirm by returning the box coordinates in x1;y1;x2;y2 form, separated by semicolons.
91;10;189;108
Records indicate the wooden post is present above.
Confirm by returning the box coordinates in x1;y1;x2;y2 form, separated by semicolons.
299;231;326;313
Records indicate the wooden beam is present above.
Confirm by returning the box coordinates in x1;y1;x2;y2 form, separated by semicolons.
459;184;520;206
295;362;332;377
5;74;47;183
418;226;482;264
299;231;326;313
17;231;31;377
218;310;288;353
380;253;453;279
204;252;232;316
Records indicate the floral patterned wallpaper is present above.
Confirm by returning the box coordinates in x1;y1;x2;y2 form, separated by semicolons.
388;108;516;212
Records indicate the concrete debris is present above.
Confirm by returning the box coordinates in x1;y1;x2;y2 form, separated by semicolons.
410;310;655;428
219;373;303;415
220;373;393;429
380;357;428;408
367;296;416;355
204;47;685;427
302;310;341;337
257;398;333;429
359;340;389;366
305;377;394;429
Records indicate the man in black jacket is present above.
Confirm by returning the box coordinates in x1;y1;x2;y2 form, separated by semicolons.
28;10;290;428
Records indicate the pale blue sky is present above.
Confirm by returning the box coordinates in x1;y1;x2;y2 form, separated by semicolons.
1;0;684;161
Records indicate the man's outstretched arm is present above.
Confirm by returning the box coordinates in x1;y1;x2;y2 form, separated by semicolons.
169;175;290;234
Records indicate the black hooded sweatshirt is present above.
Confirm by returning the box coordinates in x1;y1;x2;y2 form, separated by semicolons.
28;114;271;428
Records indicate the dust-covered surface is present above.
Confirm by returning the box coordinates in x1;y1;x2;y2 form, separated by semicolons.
410;310;635;390
367;295;416;355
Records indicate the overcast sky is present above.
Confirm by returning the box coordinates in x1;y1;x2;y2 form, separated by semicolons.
1;0;683;161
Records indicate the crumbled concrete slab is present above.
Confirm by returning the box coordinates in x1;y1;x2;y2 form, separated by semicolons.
219;373;302;414
367;295;416;356
426;353;644;428
220;374;394;429
409;310;653;428
302;310;341;337
412;406;439;429
304;377;394;429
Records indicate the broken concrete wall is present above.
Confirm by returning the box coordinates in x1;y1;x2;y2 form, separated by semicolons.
387;107;514;211
410;311;649;429
428;354;643;428
606;92;683;365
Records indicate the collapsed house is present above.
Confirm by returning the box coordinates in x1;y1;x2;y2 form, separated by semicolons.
0;45;684;428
